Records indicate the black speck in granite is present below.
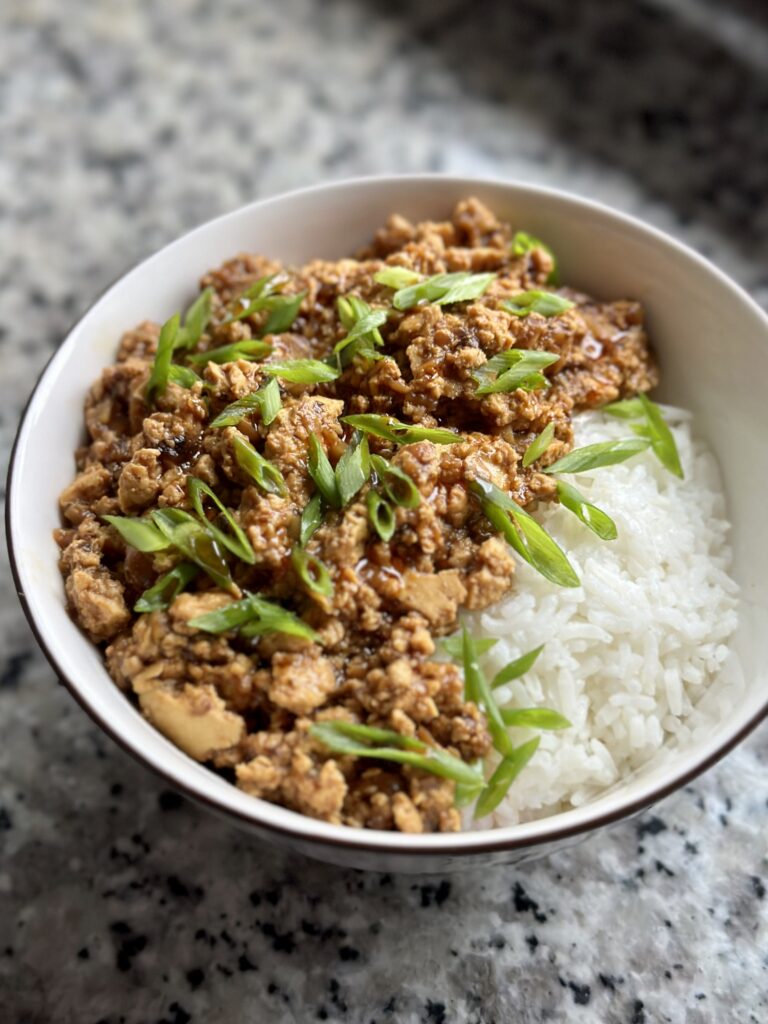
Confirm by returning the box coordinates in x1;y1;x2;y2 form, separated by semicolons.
185;968;205;990
512;882;547;923
419;880;451;907
109;922;148;973
567;981;591;1006
636;815;668;839
423;1001;447;1024
0;650;32;689
158;790;184;812
0;807;12;831
629;999;646;1024
751;876;766;900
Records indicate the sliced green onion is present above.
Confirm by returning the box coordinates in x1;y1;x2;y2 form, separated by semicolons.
134;562;199;614
264;359;340;384
511;231;558;284
102;515;170;553
473;349;559;396
454;763;486;808
187;476;255;564
210;378;282;428
308;433;341;508
263;292;306;335
473;738;540;819
291;546;334;599
151;508;235;594
556;480;617;541
342;413;462;446
490;645;545;689
469;478;580;588
187;340;272;366
373;266;422;289
335;432;371;506
309;722;485;791
366;489;396;542
638;394;684;479
145;313;180;403
392;271;496;311
370;454;421;508
522;422;556;468
441;634;498;661
167;364;202;389
500;708;571;730
602;397;646;419
543;438;651;475
461;627;514;757
334;296;388;365
232;434;287;496
504;291;575;318
188;591;317;642
227;274;286;322
299;492;325;546
174;287;214;351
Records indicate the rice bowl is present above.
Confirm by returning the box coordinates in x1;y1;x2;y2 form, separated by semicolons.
7;175;767;871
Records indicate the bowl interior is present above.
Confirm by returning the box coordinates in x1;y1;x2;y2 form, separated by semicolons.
9;176;768;858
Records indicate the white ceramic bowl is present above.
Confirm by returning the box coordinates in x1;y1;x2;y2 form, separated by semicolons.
7;176;768;872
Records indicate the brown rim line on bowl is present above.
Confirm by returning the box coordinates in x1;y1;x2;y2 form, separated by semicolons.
7;176;768;872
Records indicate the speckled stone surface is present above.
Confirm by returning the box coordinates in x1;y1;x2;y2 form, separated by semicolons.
1;1;767;1021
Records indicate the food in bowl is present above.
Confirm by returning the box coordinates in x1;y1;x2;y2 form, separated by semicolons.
54;197;738;833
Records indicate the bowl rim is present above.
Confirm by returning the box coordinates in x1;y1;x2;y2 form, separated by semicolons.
7;173;768;858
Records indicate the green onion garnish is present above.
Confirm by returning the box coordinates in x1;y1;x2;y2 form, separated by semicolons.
134;562;199;614
490;645;545;688
102;515;170;552
188;592;317;642
335;432;371;506
473;738;541;819
309;722;486;792
335;296;388;365
151;508;236;594
503;291;575;318
291;546;334;599
390;271;496;311
174;287;214;351
473;349;559;396
227;274;286;323
308;433;341;508
440;635;498;661
167;364;202;389
373;266;422;290
187;477;255;564
262;292;306;335
366;489;396;541
522;422;556;468
187;340;272;366
210;378;282;428
510;231;558;285
543;438;651;475
342;413;462;446
461;627;513;757
636;394;684;479
370;454;421;508
556;480;617;541
232;434;287;496
602;397;645;420
500;708;571;730
145;313;180;403
469;477;580;588
264;359;340;384
299;492;325;546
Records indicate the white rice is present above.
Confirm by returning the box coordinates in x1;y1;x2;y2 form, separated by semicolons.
463;406;742;828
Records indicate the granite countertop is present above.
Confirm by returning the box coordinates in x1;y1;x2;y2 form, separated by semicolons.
1;1;767;1021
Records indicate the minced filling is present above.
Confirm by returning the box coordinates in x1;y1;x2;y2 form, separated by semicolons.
55;198;657;832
